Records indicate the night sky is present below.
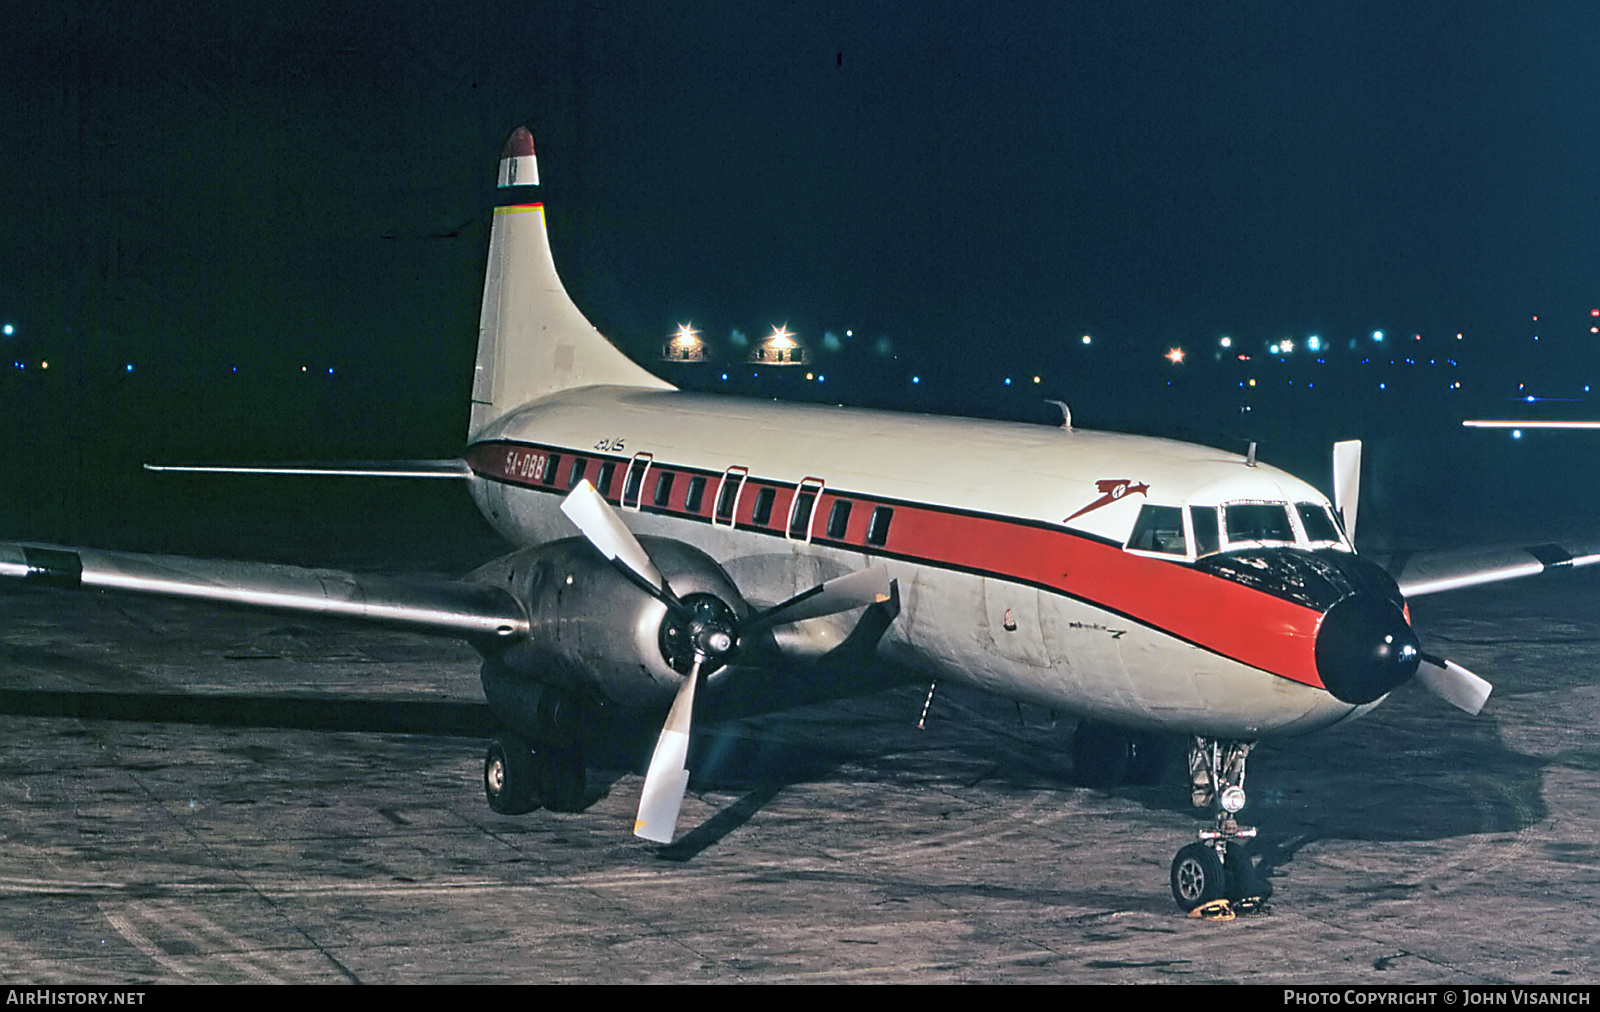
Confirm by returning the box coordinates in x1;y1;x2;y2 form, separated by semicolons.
4;2;1600;532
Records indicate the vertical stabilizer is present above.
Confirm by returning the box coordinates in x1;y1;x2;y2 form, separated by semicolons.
469;127;671;439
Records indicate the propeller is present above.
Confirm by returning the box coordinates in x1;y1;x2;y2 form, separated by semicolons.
560;480;891;842
1416;653;1493;716
1327;440;1492;716
1332;439;1361;543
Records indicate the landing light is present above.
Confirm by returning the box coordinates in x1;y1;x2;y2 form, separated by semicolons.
1220;785;1246;813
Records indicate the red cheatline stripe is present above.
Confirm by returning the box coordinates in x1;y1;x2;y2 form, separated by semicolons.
464;440;1325;690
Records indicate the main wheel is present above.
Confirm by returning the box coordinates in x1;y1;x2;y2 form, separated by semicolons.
1170;842;1227;911
1224;841;1273;904
537;745;588;812
484;737;540;815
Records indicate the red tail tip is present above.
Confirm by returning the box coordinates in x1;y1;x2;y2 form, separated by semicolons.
502;126;535;159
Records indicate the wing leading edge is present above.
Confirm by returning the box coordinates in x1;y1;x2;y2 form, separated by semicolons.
0;541;527;642
1378;540;1600;598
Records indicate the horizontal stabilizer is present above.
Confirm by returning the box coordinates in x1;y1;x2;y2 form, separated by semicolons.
1378;540;1600;598
144;459;470;478
0;541;526;642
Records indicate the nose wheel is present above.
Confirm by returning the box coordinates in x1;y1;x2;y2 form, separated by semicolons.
1170;737;1272;915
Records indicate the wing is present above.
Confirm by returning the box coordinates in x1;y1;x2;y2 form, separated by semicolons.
0;541;527;642
143;459;471;478
1377;540;1600;598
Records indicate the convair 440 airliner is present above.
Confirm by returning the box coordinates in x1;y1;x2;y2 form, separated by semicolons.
6;127;1597;913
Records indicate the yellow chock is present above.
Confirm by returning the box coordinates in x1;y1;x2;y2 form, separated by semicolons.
1187;898;1235;921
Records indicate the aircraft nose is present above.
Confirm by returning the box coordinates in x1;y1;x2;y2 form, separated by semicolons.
1314;593;1422;705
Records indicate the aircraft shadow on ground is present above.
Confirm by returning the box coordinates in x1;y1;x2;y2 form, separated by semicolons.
0;676;1556;864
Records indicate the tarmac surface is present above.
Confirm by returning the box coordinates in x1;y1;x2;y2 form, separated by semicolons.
2;481;1600;984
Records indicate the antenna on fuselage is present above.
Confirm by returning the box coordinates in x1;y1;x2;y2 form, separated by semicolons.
1044;400;1072;431
1245;441;1257;467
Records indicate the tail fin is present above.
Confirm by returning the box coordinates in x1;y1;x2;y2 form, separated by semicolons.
469;127;671;439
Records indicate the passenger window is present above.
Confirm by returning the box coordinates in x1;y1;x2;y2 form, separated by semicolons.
1127;504;1187;555
752;487;777;526
653;472;675;508
685;476;707;514
542;453;562;485
568;457;588;490
715;467;747;525
789;490;817;539
1225;503;1295;544
1190;505;1220;556
595;461;616;498
1296;503;1341;544
826;499;852;539
866;506;894;547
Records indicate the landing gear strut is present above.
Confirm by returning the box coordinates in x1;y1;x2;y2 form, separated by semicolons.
1170;737;1271;914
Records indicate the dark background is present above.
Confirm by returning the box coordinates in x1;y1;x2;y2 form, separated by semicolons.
3;1;1598;558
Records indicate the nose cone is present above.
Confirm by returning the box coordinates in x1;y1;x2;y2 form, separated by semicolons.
1314;594;1421;704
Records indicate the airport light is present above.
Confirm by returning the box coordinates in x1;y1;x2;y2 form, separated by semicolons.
1219;336;1232;348
1373;330;1384;342
1306;335;1321;352
1081;335;1092;345
1165;347;1185;364
2;324;12;336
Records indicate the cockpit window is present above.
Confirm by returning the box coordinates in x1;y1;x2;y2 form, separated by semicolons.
1296;502;1343;544
1224;502;1295;544
1190;505;1220;556
1127;504;1187;555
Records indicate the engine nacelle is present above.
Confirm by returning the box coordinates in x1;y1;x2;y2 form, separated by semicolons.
472;537;747;710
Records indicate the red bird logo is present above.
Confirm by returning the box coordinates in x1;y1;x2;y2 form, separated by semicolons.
1065;479;1150;523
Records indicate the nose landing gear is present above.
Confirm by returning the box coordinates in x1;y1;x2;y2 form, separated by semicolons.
1171;737;1272;916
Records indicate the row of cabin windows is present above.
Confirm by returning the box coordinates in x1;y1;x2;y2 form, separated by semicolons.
527;450;894;548
1126;501;1346;558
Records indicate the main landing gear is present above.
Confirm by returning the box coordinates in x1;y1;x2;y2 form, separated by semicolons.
1171;737;1272;917
483;733;588;815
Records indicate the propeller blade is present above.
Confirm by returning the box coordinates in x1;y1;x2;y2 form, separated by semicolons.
634;655;702;843
1416;653;1493;716
745;568;892;631
560;480;674;604
1332;439;1361;543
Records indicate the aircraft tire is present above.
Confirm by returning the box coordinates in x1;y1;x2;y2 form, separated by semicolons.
1170;842;1227;912
485;737;540;815
536;745;588;812
1224;841;1273;904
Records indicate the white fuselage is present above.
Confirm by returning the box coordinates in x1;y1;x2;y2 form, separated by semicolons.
464;385;1371;739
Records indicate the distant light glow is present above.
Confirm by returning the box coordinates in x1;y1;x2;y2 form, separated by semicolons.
1032;375;1041;383
1306;336;1321;352
1004;377;1012;385
2;324;12;336
1219;336;1232;348
911;375;920;384
768;325;796;349
1373;331;1384;342
125;364;134;373
1081;335;1092;345
1513;429;1522;440
1165;347;1185;364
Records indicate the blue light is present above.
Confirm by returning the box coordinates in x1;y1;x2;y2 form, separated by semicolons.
1004;377;1012;385
124;364;134;373
911;375;920;384
1512;429;1522;440
721;373;728;381
2;324;12;336
817;374;824;383
327;367;334;375
1373;331;1384;342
